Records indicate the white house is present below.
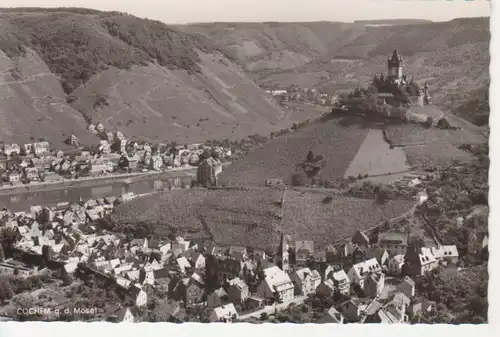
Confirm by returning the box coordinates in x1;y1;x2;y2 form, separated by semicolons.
209;303;239;323
388;254;405;276
129;285;147;307
348;258;382;289
290;268;321;296
257;266;294;303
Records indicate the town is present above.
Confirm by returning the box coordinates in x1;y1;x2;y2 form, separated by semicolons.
0;125;232;190
0;153;487;323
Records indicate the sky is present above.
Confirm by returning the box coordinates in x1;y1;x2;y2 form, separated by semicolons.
0;0;492;24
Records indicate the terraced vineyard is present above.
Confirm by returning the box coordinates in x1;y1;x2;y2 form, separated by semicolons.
112;186;414;251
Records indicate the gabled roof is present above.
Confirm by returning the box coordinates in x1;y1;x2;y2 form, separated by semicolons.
228;277;248;290
212;303;238;320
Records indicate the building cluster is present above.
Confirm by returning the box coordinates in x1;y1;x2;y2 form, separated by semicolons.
0;130;231;186
265;88;337;106
0;184;465;323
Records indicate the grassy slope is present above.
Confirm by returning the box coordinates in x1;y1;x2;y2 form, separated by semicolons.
218;115;370;186
219;111;485;186
0;9;291;145
178;18;490;125
112;187;414;251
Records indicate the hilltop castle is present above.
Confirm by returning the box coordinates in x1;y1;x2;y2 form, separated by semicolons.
381;50;430;106
387;50;406;85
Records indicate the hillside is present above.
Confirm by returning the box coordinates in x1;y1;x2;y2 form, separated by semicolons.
0;8;295;146
111;187;414;251
218;112;486;187
178;18;490;125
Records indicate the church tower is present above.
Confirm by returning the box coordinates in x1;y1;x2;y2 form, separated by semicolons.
387;50;404;84
275;232;290;273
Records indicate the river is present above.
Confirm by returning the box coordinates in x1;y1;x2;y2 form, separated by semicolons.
0;175;193;212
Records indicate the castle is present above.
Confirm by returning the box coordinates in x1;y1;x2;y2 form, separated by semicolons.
385;49;430;106
387;49;406;85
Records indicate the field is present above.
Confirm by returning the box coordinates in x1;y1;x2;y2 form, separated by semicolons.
282;189;414;248
219;111;486;187
403;141;475;168
343;129;409;178
112;186;414;251
385;122;486;146
218;115;371;186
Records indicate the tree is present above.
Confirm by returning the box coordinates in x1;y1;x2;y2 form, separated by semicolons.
306;150;314;163
425;116;434;128
291;173;304;187
0;278;14;303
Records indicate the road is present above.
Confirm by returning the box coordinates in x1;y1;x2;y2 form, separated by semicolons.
238;295;308;320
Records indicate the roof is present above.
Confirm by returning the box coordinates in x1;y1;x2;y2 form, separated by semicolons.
293;267;321;282
442;245;459;258
324;307;343;323
213;287;227;297
228;277;248;290
212;303;238;319
351;258;381;279
391;254;405;263
263;266;293;291
378;233;408;246
331;269;349;283
295;240;314;253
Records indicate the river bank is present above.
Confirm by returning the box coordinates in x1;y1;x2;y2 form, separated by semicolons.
0;167;197;197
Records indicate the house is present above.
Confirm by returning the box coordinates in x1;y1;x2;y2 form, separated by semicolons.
370;302;409;324
185;273;205;306
207;287;228;308
128;285;147;307
209;303;239;323
257;266;294;303
4;144;21;156
295;240;314;265
197;157;222;187
392;292;411;308
9;172;21;183
318;307;345;324
290;267;321;296
340;297;372;322
364;272;385;298
227;278;249;305
106;307;134;323
441;245;459;264
408;301;434;318
396;276;415;298
365;247;390;268
404;246;438;276
151;155;164;171
388;254;405;276
352;230;370;247
190;252;206;270
217;258;242;282
377;233;408;256
33;142;50;156
176;257;191;274
315;279;336;297
347;258;382;289
96;123;105;133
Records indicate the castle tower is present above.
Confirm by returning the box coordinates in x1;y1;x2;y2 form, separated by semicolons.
387;50;404;84
275;232;290;273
